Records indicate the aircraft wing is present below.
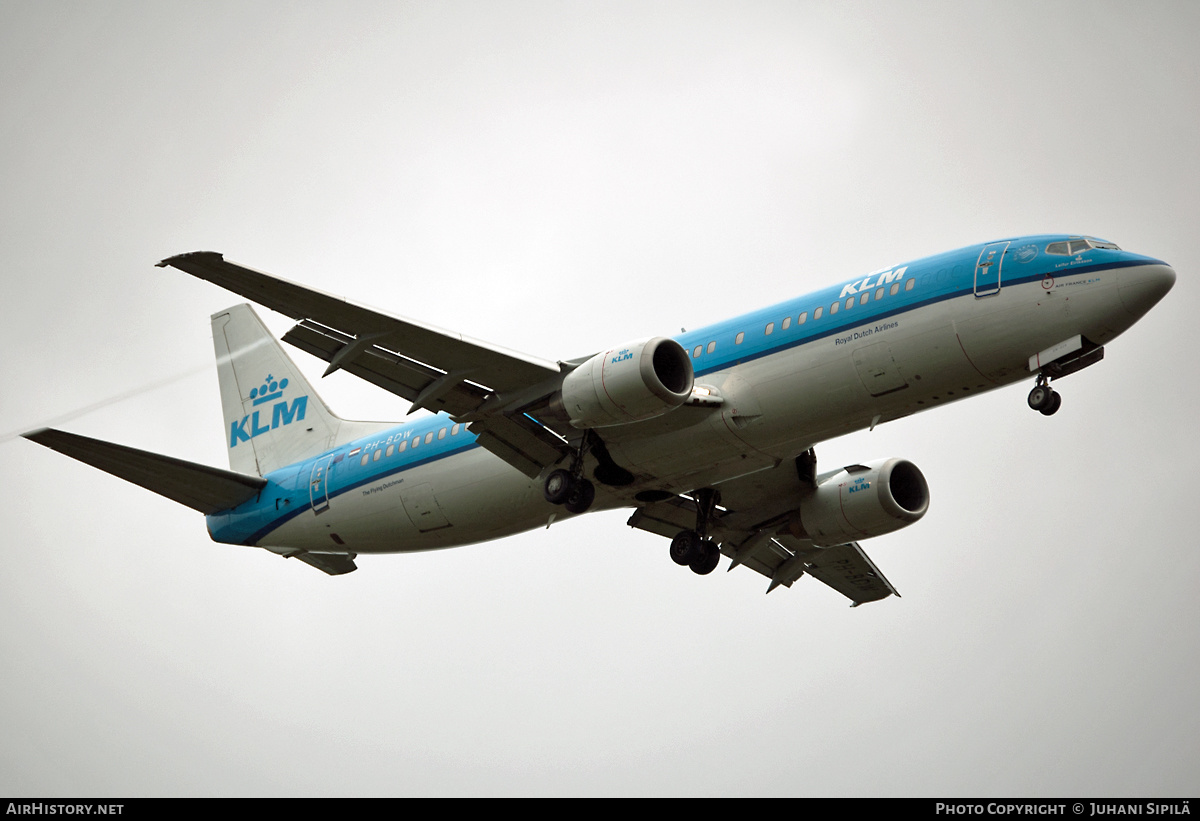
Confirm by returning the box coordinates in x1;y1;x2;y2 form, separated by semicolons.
159;252;572;476
626;458;899;605
23;428;266;515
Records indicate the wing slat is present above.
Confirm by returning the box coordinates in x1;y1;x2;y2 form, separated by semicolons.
159;252;561;394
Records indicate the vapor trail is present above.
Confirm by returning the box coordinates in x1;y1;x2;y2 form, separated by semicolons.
2;363;211;444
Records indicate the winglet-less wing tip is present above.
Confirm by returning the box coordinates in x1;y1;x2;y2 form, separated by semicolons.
157;251;224;268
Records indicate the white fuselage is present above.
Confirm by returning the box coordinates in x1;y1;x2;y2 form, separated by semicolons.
211;247;1171;556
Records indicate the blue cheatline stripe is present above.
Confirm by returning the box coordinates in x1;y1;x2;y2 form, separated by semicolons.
225;438;482;546
689;258;1152;378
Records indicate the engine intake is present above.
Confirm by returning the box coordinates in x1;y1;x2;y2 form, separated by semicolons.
558;337;693;428
794;458;929;546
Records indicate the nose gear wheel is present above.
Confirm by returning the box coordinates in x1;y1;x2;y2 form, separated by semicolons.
1028;376;1062;416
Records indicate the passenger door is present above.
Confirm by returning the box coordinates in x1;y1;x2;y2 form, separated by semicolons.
974;241;1009;297
309;454;335;515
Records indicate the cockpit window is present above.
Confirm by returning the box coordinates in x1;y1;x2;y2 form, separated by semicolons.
1046;237;1122;255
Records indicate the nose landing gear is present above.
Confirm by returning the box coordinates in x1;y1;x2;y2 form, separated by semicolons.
1028;376;1062;416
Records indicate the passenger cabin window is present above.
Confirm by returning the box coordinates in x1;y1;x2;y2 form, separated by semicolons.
706;341;716;354
814;306;823;320
693;345;702;358
373;449;382;461
830;301;839;315
735;332;744;344
905;279;915;291
451;424;461;435
386;444;394;457
844;297;854;310
360;453;369;466
859;293;869;305
425;432;434;444
798;311;808;324
875;287;884;300
398;440;407;452
764;322;774;335
781;317;790;330
890;283;900;296
438;427;446;440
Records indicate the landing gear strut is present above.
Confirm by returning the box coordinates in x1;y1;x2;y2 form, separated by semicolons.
1028;375;1062;416
543;433;597;514
669;488;721;575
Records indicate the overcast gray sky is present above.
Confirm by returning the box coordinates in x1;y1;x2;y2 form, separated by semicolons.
2;1;1197;797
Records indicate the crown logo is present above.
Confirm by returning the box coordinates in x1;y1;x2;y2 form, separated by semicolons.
250;374;289;406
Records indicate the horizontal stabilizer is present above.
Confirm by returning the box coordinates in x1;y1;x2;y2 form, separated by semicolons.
24;428;266;515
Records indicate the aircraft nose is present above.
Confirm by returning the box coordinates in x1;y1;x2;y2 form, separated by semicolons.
1117;263;1176;318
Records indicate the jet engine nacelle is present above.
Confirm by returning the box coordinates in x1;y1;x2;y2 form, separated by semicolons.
794;458;930;546
558;337;694;428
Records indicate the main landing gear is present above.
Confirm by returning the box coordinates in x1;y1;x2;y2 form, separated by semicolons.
543;431;596;515
543;468;595;514
1027;375;1062;416
669;487;721;576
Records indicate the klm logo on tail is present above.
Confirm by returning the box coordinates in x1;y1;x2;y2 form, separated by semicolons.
230;374;308;447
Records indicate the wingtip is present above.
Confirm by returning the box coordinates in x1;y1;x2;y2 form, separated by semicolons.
156;251;224;268
21;427;53;442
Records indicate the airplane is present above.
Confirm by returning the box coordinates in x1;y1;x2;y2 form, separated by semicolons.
24;235;1175;604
